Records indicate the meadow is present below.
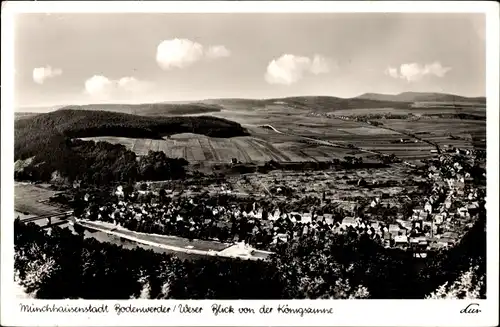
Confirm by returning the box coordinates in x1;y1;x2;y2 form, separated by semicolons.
14;183;65;216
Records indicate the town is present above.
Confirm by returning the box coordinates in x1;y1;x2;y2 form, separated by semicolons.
10;11;489;304
45;147;484;260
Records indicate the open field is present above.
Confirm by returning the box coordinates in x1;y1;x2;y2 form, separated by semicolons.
81;132;364;164
14;183;65;216
80;104;485;163
379;119;486;149
328;106;485;117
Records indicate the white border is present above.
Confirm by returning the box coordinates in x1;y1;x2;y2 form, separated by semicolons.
1;2;499;327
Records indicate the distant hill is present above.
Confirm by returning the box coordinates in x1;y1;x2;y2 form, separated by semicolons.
15;112;40;121
357;92;486;104
202;96;412;112
58;103;223;116
15;105;65;113
203;93;486;112
268;96;412;111
20;92;485;119
14;109;249;161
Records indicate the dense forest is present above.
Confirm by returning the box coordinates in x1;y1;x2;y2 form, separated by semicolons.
59;103;223;116
14;109;249;161
14;208;485;299
15;139;188;185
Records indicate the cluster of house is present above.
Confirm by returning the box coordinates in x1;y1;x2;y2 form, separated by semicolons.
77;148;482;255
381;151;483;255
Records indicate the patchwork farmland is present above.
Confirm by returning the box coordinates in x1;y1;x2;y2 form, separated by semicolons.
58;95;485;166
80;110;485;164
80;134;356;163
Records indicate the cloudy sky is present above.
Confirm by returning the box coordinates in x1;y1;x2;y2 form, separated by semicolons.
15;13;485;108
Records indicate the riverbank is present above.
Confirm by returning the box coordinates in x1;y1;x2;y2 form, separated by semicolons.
76;219;273;261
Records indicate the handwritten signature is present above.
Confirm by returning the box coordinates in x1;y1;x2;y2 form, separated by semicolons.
460;303;481;314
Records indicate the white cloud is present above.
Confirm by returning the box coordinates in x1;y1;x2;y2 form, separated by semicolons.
84;75;153;100
156;39;231;70
265;54;333;85
156;39;204;70
265;54;311;85
310;55;333;75
206;45;231;59
422;62;452;78
384;67;400;79
117;77;153;93
32;65;62;84
385;62;452;82
85;75;113;98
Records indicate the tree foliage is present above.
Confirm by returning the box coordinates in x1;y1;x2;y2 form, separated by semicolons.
15;138;188;185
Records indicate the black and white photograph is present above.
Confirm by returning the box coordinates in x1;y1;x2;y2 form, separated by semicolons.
1;2;499;326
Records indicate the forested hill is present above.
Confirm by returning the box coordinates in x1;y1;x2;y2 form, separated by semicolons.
15;109;249;161
58;102;223;116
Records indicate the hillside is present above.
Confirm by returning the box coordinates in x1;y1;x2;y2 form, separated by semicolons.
14;109;249;161
58;103;223;116
357;92;486;104
202;96;412;112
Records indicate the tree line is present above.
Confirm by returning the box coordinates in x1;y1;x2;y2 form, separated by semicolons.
15;139;188;185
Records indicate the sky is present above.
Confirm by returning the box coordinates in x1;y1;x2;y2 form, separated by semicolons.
14;13;486;108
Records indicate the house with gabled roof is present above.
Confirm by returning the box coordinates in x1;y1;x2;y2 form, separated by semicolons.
388;224;401;236
394;235;409;249
341;217;357;228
